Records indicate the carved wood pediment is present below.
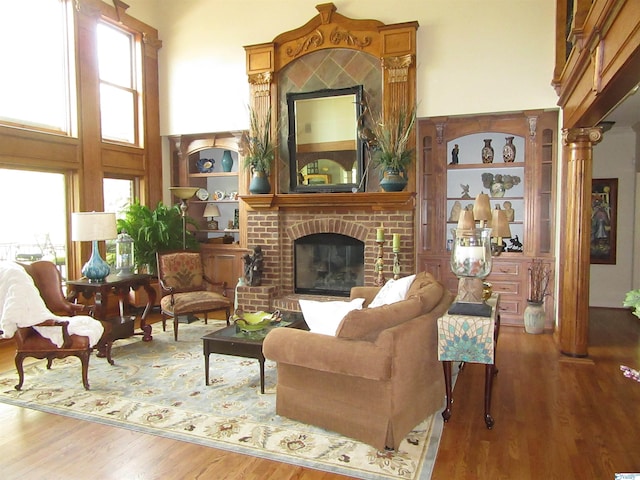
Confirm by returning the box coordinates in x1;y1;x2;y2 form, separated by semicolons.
244;3;419;194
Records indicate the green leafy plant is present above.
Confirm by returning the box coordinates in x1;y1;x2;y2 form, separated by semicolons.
623;289;640;319
116;200;199;273
370;106;417;177
242;106;276;174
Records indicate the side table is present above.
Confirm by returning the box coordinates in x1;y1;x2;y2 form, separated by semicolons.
67;274;156;363
437;293;500;429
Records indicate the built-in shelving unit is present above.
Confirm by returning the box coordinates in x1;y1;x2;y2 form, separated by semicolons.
417;110;558;329
168;131;249;302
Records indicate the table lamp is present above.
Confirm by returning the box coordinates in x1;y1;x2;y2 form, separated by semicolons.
169;186;199;249
448;208;493;317
490;206;512;255
203;203;220;230
472;192;492;228
72;212;117;283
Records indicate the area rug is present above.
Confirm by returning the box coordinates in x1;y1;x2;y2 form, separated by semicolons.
0;320;446;480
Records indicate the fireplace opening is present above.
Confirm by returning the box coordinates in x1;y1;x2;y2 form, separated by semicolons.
294;233;365;297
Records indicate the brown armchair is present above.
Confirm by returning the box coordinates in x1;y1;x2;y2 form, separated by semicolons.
156;251;231;341
13;261;108;390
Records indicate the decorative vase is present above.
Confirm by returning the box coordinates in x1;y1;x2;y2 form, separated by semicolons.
380;168;408;192
502;137;516;163
524;301;545;334
249;170;271;194
490;181;506;197
481;139;494;164
221;150;233;172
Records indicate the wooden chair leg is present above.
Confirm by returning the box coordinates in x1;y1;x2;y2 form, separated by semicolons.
79;352;90;390
104;340;114;365
162;313;167;332
14;354;25;391
204;313;208;325
225;307;231;326
173;316;179;341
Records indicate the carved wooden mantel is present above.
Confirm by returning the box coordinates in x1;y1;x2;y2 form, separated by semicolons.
240;191;415;211
244;2;419;193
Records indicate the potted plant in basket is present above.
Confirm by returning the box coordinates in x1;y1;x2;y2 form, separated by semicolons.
116;200;199;275
369;105;417;192
524;258;551;334
242;106;275;194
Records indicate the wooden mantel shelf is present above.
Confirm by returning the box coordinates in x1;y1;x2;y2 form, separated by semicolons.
240;192;416;211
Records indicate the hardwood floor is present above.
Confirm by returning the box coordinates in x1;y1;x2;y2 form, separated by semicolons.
1;308;639;479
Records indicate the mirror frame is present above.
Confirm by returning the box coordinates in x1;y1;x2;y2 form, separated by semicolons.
287;85;365;193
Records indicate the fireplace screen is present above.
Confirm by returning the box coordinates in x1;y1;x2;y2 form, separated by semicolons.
294;233;365;296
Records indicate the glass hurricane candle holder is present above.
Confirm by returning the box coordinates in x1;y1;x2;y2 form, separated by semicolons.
449;227;493;316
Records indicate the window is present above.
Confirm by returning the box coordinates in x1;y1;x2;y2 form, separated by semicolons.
0;0;76;134
97;22;141;145
103;177;135;219
0;169;68;278
103;177;136;266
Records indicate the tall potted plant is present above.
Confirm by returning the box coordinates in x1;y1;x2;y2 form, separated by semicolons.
116;200;199;274
370;106;417;192
242;106;275;194
524;258;551;334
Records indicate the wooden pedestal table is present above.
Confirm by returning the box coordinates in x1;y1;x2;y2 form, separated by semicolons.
437;293;500;429
67;273;157;363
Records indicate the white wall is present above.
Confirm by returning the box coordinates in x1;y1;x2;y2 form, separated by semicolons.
124;0;559;135
591;127;638;307
123;1;640;308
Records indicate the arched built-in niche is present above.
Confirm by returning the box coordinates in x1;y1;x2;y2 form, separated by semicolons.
244;2;418;196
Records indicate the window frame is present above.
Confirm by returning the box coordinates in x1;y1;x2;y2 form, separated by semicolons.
0;0;77;136
97;19;144;147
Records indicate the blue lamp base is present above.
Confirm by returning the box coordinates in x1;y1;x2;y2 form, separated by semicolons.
82;240;111;283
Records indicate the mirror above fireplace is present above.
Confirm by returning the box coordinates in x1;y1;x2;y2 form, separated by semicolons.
287;85;365;193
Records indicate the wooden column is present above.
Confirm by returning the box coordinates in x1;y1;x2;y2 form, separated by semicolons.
558;127;602;357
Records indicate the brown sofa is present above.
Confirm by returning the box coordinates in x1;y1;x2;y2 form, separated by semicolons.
262;272;454;450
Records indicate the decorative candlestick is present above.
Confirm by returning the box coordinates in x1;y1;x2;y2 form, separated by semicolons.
393;252;400;280
374;239;386;287
392;233;401;280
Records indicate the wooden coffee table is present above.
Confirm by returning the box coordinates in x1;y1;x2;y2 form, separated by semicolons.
202;312;306;394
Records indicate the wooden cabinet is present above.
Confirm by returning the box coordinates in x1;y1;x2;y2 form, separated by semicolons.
169;132;249;307
417;111;558;329
200;244;246;302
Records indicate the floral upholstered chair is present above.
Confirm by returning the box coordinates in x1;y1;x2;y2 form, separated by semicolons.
156;251;231;341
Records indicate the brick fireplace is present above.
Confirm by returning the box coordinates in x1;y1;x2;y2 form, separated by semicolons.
236;192;415;312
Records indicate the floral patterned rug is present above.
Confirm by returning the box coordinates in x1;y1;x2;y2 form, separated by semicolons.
0;320;444;480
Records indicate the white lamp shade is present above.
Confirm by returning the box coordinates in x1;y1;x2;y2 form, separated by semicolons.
491;207;512;238
457;209;476;231
203;204;221;217
473;192;492;222
72;212;117;241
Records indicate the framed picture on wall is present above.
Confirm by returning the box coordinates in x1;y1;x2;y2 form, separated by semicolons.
590;178;618;265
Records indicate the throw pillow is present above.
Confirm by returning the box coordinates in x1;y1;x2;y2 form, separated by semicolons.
406;271;445;313
336;297;423;340
368;274;416;308
298;297;365;336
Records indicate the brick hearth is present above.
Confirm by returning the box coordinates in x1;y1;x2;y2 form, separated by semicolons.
236;193;415;312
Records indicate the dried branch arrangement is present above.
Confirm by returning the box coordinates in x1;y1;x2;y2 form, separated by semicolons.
528;258;551;303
